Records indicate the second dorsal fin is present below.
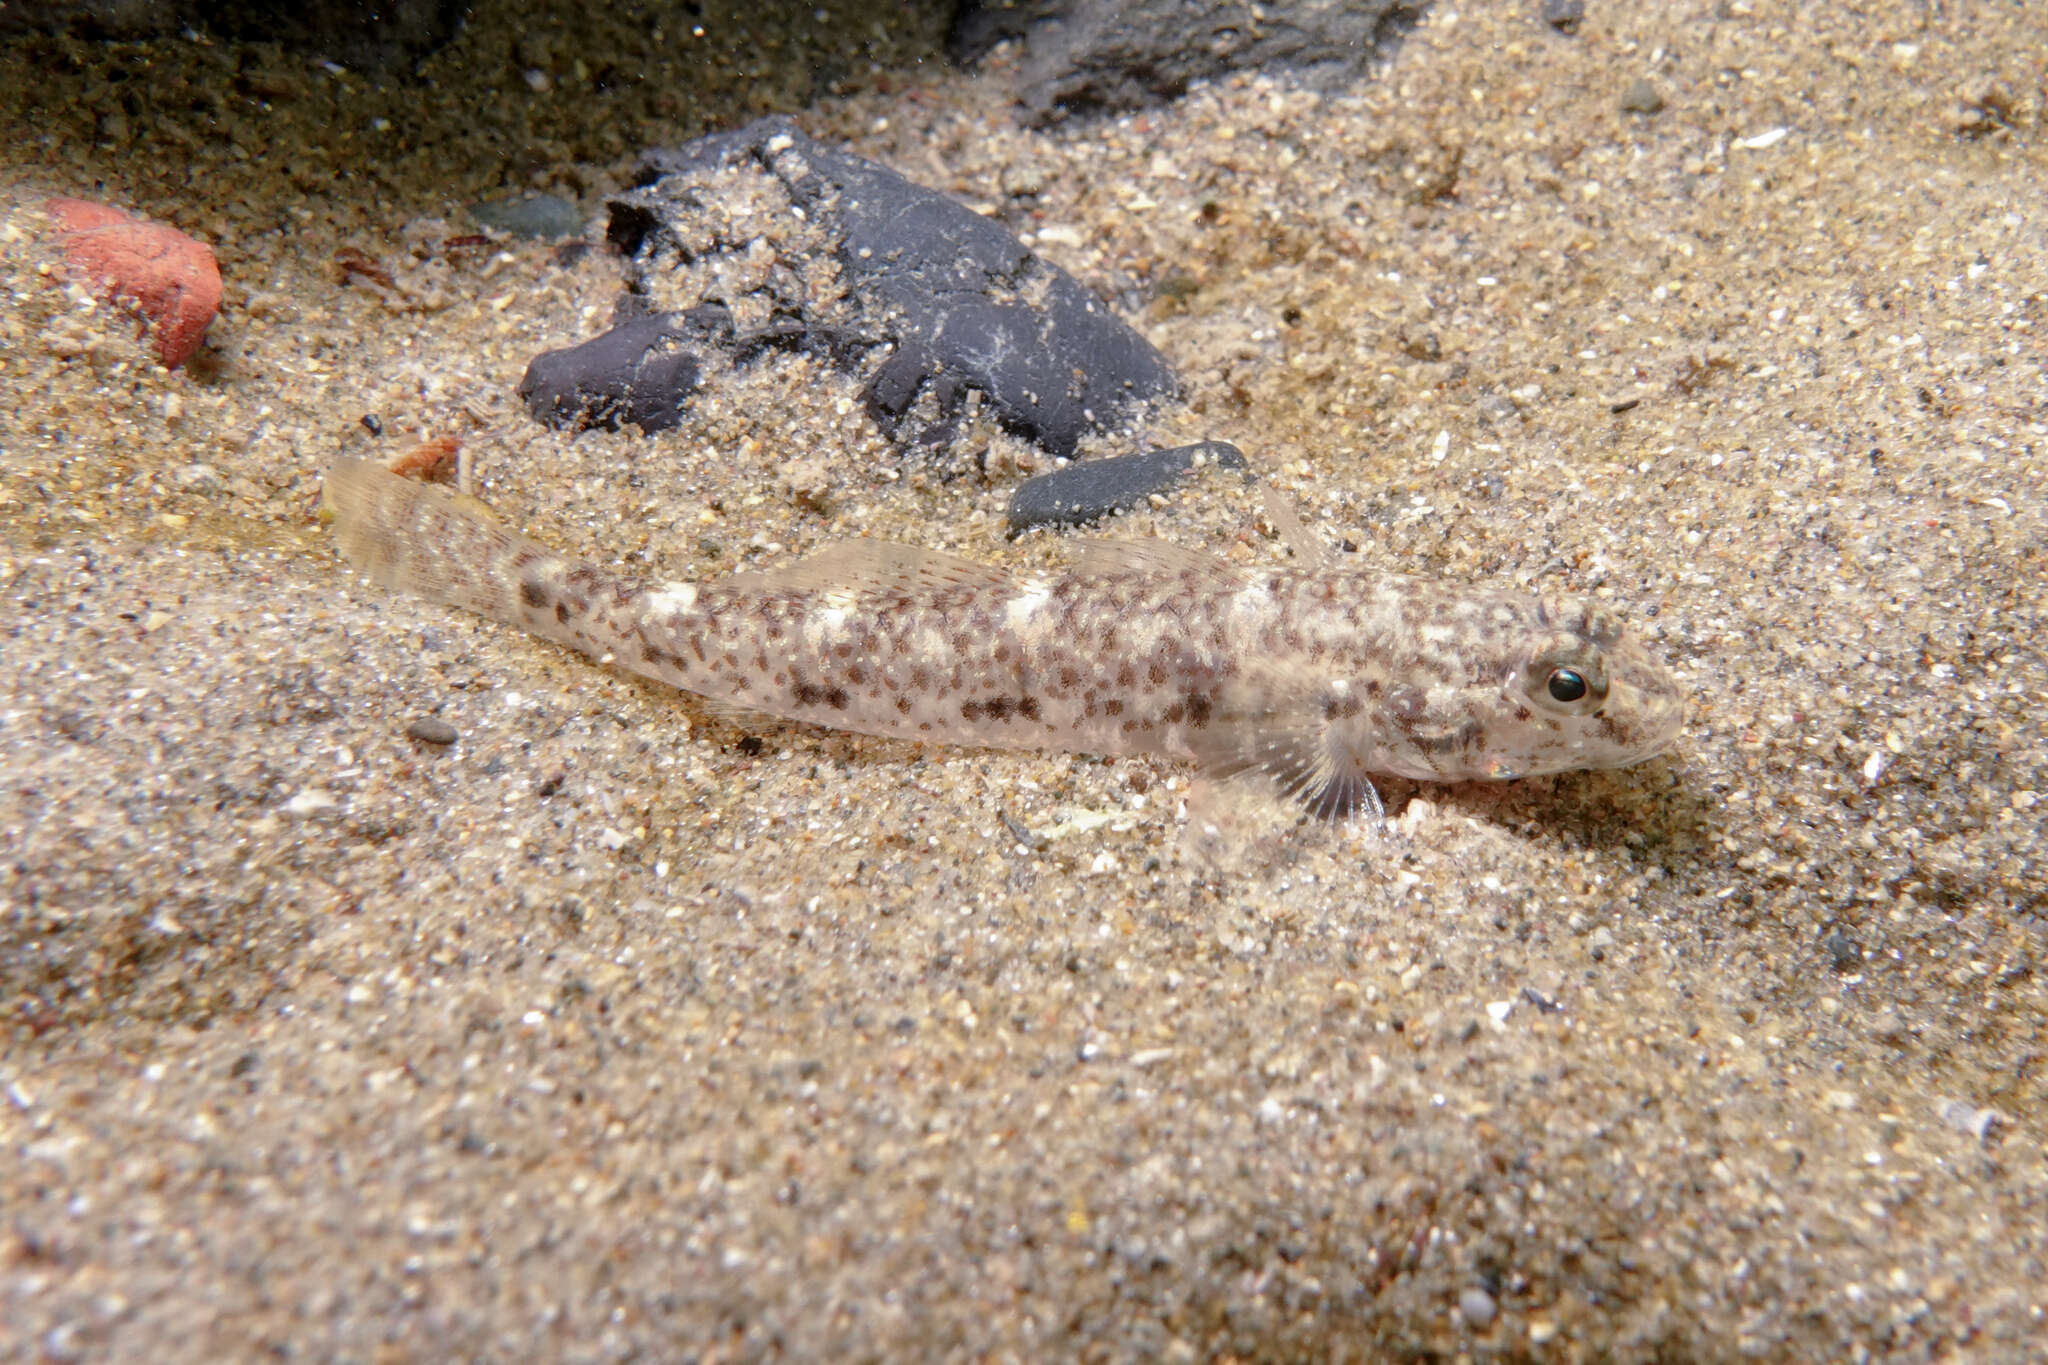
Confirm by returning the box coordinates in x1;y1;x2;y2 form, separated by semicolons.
1066;537;1240;580
726;540;1015;596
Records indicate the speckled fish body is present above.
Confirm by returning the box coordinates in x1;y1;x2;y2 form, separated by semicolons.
323;458;1682;817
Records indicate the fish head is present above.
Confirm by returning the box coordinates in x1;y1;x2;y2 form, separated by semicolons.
1339;590;1684;784
1468;595;1684;779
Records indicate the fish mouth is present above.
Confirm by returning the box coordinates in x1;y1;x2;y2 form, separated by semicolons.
1608;687;1684;767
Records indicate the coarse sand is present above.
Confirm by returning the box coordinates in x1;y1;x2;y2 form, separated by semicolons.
3;1;2045;1359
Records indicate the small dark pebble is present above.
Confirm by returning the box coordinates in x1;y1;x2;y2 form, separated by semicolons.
1620;78;1666;114
1400;331;1441;362
405;717;458;745
1824;931;1862;972
470;193;584;241
1610;397;1642;414
359;413;382;436
1541;0;1585;33
1007;440;1249;534
1001;810;1045;852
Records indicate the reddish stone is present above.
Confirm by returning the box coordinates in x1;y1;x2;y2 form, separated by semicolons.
45;197;222;369
389;435;463;483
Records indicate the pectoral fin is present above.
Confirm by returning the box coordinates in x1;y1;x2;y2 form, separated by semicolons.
1184;671;1384;821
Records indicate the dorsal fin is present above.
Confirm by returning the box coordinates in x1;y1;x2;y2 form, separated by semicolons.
1066;537;1240;579
1255;480;1329;568
725;540;1013;595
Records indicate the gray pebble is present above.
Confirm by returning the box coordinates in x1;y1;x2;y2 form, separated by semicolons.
1540;0;1585;33
1476;392;1522;426
470;193;584;241
174;462;222;492
1823;931;1861;972
1619;79;1666;115
1933;1097;2002;1141
405;717;459;746
1459;1287;1499;1327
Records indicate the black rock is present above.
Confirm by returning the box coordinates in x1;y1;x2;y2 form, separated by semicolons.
953;0;1425;124
603;117;1178;458
1007;441;1249;534
518;314;705;435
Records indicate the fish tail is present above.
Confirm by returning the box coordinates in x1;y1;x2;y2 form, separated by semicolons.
321;457;571;630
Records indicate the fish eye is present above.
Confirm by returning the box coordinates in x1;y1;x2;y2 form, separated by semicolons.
1523;652;1608;714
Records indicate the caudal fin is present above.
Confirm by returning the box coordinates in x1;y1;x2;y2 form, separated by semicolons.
321;457;558;627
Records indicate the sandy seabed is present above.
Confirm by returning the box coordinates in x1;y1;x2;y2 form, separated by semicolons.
3;1;2045;1359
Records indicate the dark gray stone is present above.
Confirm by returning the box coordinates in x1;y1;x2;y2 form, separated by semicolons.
1007;441;1249;534
518;313;706;435
952;0;1427;124
606;117;1177;458
1539;0;1585;34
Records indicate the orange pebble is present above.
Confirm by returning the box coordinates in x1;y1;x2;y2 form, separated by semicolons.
46;197;222;370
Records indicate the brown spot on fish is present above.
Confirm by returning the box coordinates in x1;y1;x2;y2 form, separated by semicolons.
1323;691;1362;720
